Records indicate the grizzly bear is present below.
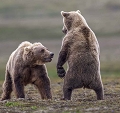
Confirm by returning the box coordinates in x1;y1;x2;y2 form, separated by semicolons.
57;10;104;100
1;41;54;100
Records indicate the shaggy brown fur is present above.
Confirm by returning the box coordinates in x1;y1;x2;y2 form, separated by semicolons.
57;10;104;100
1;41;54;100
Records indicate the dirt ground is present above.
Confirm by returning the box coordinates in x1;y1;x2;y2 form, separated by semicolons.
0;78;120;113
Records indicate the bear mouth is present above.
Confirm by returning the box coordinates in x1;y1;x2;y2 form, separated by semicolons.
44;57;53;62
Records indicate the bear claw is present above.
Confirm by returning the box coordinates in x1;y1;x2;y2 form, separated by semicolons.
57;67;66;78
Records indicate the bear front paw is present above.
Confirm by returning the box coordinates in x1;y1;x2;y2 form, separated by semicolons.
57;67;66;78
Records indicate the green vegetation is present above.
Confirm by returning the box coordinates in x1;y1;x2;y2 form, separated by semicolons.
0;27;62;41
5;101;23;107
0;77;120;113
31;106;38;110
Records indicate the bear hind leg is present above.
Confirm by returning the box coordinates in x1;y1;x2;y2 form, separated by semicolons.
33;78;52;99
1;71;12;100
13;76;25;99
63;86;73;100
94;86;104;100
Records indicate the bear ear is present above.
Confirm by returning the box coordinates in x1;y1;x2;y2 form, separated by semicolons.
61;11;69;17
76;10;81;14
24;46;31;54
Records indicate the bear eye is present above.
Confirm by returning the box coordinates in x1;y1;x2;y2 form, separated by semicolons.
68;16;72;20
41;49;44;53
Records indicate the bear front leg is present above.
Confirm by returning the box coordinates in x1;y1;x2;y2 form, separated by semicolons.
57;49;68;78
1;71;12;100
34;77;52;99
13;76;25;99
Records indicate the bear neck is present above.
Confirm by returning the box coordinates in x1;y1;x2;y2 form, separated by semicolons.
68;22;89;32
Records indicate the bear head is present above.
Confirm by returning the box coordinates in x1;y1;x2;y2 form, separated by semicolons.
61;10;87;32
23;42;54;65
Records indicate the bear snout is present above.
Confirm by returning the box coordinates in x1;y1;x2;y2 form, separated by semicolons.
50;52;54;58
43;52;54;62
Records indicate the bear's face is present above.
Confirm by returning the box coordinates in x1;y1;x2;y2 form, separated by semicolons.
62;25;67;34
23;43;54;65
61;10;86;31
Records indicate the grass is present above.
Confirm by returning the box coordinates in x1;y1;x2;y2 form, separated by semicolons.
101;61;120;78
96;31;120;37
0;26;62;41
5;101;23;107
4;101;38;112
0;77;120;113
0;27;120;44
31;106;38;110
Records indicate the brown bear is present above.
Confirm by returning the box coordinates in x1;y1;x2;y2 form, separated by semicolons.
57;10;104;100
1;41;54;100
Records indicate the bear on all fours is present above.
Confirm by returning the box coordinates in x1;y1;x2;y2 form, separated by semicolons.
1;41;54;100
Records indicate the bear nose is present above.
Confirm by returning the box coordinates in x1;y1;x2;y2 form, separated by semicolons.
50;53;54;57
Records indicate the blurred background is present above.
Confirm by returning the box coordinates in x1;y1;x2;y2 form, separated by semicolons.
0;0;120;82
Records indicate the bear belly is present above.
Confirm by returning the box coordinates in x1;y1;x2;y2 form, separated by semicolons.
22;67;31;85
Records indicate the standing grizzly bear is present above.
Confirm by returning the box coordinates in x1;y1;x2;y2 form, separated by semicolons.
1;41;54;100
57;10;104;100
